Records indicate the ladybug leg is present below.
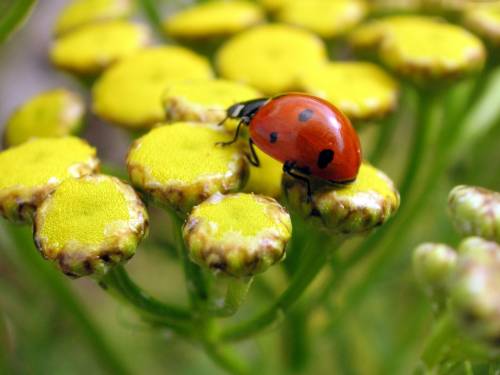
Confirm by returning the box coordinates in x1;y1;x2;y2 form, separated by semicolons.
215;118;247;147
247;138;260;167
283;161;312;202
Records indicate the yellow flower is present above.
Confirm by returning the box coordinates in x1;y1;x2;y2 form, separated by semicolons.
183;193;291;277
92;46;213;129
216;24;327;95
164;0;264;40
277;0;367;39
351;16;486;83
244;146;283;199
51;21;150;75
54;0;134;36
283;162;399;234
0;137;98;223
3;89;84;147
162;79;261;131
127;123;248;214
299;62;398;122
34;175;148;278
465;2;500;46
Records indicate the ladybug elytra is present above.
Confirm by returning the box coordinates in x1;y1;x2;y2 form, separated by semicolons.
218;93;362;197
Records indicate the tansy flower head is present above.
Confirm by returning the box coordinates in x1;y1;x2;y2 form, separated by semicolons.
448;185;500;244
162;79;261;131
277;0;367;39
216;24;327;95
413;242;457;300
450;237;500;345
34;175;148;278
164;0;264;40
0;137;98;223
183;193;291;277
127;123;248;214
51;21;151;76
299;62;399;122
92;46;213;129
54;0;134;36
465;2;500;47
283;162;399;235
3;89;84;147
243;146;283;199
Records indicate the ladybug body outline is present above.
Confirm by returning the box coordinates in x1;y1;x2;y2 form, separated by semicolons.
219;93;362;197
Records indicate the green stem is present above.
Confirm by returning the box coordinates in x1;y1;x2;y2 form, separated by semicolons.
137;0;166;40
0;222;131;375
202;340;251;375
0;0;36;43
99;265;193;335
421;314;456;370
221;232;340;341
368;113;400;165
283;304;310;373
218;277;253;317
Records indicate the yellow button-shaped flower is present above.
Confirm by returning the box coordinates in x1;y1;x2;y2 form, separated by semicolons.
283;162;400;234
127;123;248;213
184;193;291;277
0;137;99;223
380;19;485;82
216;24;327;95
162;79;262;128
277;0;367;38
4;89;84;147
244;146;283;199
54;0;134;36
465;2;500;46
299;62;398;122
92;46;213;129
164;0;265;40
51;21;151;75
34;175;148;278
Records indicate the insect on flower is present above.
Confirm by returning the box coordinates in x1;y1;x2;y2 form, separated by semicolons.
218;93;362;198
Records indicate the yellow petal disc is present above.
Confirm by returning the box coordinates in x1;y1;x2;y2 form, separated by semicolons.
216;24;327;95
184;193;291;277
54;0;134;36
0;137;99;223
299;62;398;122
4;89;84;147
35;175;148;277
164;0;265;39
244;146;283;199
127;122;248;213
92;46;213;129
51;21;151;75
162;79;261;128
277;0;367;38
465;2;500;46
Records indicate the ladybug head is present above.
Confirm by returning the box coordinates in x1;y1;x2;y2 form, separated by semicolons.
226;98;269;120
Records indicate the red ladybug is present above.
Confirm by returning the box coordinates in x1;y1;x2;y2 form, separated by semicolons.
219;93;362;197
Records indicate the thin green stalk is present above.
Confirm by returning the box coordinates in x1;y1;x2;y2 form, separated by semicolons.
218;277;253;317
202;340;251;375
369;113;400;165
0;222;131;375
421;314;455;370
0;0;36;43
99;265;193;335
221;232;340;341
137;0;166;40
283;304;310;373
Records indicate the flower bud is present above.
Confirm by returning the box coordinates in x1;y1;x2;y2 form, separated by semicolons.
448;185;500;244
51;21;150;76
92;46;212;129
283;163;400;235
183;193;291;277
216;24;327;95
0;137;98;223
127;123;248;214
464;3;500;47
450;237;500;345
164;0;264;40
34;175;148;278
4;89;84;147
53;0;134;36
413;242;457;298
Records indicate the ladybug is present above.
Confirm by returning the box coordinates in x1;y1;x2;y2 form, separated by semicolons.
218;93;362;197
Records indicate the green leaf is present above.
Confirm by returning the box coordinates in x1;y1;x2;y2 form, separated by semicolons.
0;0;37;44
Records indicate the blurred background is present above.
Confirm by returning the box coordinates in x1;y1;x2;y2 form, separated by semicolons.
0;1;499;374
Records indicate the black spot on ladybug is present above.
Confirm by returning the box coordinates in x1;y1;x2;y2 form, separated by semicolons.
269;132;278;143
298;109;314;122
317;149;334;169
